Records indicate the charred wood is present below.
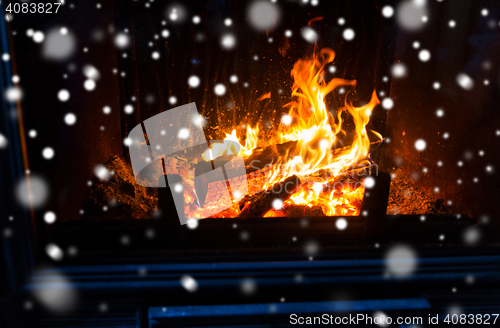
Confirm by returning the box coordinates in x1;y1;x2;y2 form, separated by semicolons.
238;175;301;218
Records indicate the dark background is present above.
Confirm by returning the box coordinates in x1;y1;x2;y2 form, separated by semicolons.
385;0;500;224
2;0;500;326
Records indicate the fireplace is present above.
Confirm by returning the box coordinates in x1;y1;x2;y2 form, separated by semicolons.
2;0;500;326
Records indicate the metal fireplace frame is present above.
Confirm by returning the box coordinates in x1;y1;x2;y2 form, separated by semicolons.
2;0;500;326
3;160;500;326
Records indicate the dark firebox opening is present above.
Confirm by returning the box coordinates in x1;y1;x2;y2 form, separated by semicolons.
75;0;498;222
6;0;500;257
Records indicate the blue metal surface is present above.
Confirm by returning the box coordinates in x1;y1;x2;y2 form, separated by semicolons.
23;255;500;294
149;298;430;318
34;254;500;274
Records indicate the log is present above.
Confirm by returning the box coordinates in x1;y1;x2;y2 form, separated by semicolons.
193;134;380;209
238;175;301;218
264;204;325;217
243;140;297;172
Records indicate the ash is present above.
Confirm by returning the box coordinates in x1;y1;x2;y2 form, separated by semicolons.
82;156;156;220
387;168;451;215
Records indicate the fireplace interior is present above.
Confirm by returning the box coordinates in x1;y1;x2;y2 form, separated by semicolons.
2;0;500;326
64;0;499;230
0;0;498;260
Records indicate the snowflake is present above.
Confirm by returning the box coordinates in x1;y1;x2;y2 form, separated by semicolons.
418;49;431;62
342;28;355;41
64;113;77;125
414;139;426;151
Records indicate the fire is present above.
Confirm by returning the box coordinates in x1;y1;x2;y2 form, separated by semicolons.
275;48;379;179
198;47;380;217
264;184;364;217
201;125;259;161
225;125;260;157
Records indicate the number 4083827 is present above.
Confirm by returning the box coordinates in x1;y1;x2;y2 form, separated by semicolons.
6;2;62;14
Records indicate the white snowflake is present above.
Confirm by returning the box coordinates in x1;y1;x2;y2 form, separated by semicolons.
391;63;407;78
382;6;394;18
33;31;45;43
64;113;77;125
247;1;280;31
180;275;198;292
414;139;426;151
5;87;22;102
342;28;355;41
124;104;134;114
58;89;70;102
281;114;292;126
272;198;283;210
221;34;236;49
42;147;55;159
44;211;56;224
418;49;431;62
396;0;428;32
335;218;347;230
381;98;394;110
0;133;7;148
114;33;130;49
84;79;96;91
456;73;474;90
385;244;417;278
188;75;200;88
240;278;256;295
301;27;317;43
177;128;190;139
46;243;63;261
364;177;376;189
93;168;110;184
186;218;199;229
214;83;227;96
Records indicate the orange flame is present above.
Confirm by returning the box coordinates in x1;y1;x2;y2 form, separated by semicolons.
197;48;380;217
265;48;379;184
264;183;364;217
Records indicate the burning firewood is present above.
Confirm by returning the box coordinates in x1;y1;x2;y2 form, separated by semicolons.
238;175;301;218
187;48;384;219
243;140;297;172
265;204;325;217
242;140;381;175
